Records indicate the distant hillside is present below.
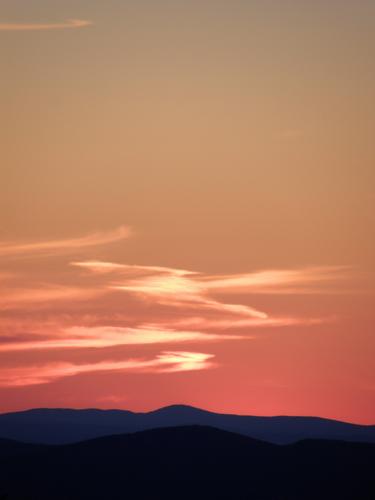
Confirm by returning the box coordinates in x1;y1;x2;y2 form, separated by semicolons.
0;426;374;499
0;404;374;445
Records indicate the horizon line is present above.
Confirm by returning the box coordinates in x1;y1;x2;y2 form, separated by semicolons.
1;403;374;427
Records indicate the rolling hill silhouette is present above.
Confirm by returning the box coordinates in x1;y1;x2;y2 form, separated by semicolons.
0;404;374;445
0;426;374;499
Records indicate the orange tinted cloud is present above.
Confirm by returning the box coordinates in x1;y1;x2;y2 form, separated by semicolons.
0;351;215;387
0;257;336;349
0;253;340;393
0;226;131;258
0;19;92;31
104;263;268;319
107;263;348;318
72;261;195;276
70;260;340;335
0;286;104;310
75;261;351;299
152;316;328;331
157;351;216;373
0;325;243;352
203;267;351;294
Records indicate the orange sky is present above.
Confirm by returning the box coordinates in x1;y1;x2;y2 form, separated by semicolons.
0;0;374;423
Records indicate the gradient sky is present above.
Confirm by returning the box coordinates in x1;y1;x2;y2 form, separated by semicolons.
0;0;374;423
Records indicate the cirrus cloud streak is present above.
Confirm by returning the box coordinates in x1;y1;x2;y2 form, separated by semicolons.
0;19;92;32
0;226;130;258
0;228;350;390
0;351;215;387
0;325;245;353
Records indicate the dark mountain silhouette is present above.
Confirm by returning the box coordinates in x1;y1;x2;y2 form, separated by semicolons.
0;426;374;499
0;404;374;445
0;438;46;459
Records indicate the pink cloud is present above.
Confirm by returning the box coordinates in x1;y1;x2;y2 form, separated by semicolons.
203;267;351;294
0;325;244;352
151;316;328;331
0;351;215;387
72;261;195;277
0;286;105;310
0;254;344;388
0;226;131;258
106;263;268;319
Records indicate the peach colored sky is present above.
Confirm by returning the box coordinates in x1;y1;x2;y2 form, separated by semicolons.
0;0;374;423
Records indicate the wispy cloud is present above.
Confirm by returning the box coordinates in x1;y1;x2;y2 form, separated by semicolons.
76;261;350;298
102;263;348;318
0;19;92;32
0;325;243;352
202;267;351;294
72;261;195;276
0;253;346;388
0;226;131;258
151;316;328;331
0;286;104;310
0;351;215;387
70;261;345;340
101;263;268;319
72;261;270;319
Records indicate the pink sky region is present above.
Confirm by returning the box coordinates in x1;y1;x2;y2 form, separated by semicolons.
1;0;374;424
0;226;373;423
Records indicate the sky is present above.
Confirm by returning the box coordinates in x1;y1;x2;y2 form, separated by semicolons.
0;0;374;423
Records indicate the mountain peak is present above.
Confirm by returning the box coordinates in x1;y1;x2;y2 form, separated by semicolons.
147;404;204;415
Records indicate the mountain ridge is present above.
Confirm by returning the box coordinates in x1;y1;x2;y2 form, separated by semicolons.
3;403;374;423
1;404;375;445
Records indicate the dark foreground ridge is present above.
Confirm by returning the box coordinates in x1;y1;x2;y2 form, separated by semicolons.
0;425;374;499
1;404;375;445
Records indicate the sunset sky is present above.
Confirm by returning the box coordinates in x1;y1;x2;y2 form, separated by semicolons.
0;0;374;423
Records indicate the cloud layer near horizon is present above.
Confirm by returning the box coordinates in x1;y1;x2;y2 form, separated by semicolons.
0;227;348;387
